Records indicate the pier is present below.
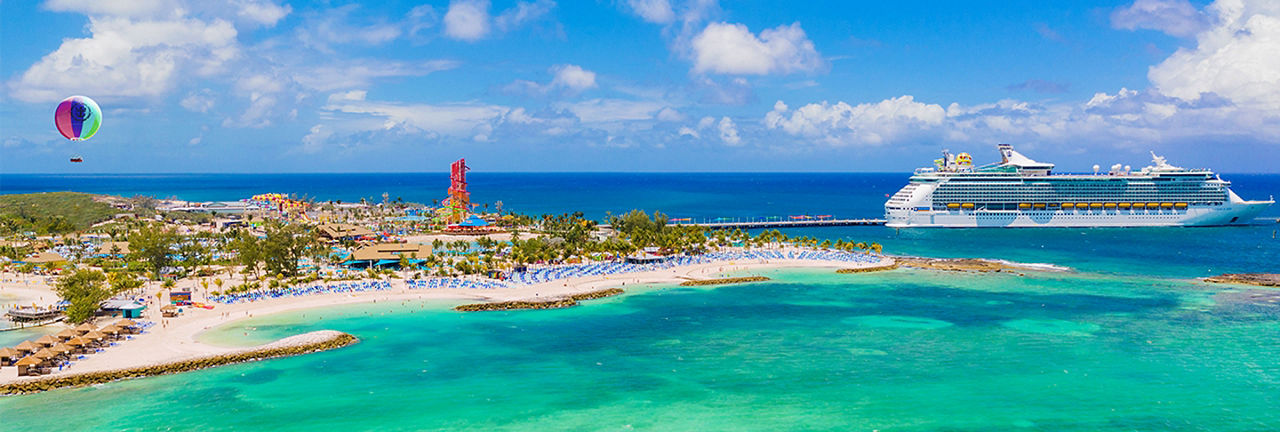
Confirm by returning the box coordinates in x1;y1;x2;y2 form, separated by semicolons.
662;217;886;229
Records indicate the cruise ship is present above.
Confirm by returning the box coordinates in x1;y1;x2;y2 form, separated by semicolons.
885;144;1273;228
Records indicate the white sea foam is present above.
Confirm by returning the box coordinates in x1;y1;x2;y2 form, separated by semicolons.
988;259;1072;272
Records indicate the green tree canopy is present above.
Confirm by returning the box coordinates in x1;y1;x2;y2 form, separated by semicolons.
54;269;116;324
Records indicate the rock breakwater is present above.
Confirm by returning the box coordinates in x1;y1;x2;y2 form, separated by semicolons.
679;276;770;286
454;288;625;312
1204;273;1280;287
1;331;358;395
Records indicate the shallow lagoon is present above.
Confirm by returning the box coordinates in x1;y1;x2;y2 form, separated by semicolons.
3;267;1278;431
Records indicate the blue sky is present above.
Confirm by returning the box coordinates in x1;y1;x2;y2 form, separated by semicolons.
2;0;1278;173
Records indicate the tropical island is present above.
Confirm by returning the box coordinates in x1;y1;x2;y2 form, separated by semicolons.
1;187;892;392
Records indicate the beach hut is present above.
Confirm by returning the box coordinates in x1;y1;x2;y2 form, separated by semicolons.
54;329;78;341
84;330;107;342
98;325;121;337
0;347;20;366
48;344;71;357
31;348;58;362
74;323;97;334
15;340;38;354
161;304;180;317
35;335;60;347
15;356;44;376
65;338;89;353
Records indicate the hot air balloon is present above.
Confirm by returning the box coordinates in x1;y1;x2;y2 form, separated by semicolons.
54;96;102;141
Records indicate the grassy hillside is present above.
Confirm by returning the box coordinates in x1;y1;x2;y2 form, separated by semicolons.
0;192;121;235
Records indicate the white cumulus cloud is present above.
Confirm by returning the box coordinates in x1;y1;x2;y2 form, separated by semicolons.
717;116;741;145
550;64;597;92
444;0;491;41
1147;0;1280;110
690;22;823;75
628;0;675;24
765;96;946;145
8;15;239;102
444;0;554;41
1111;0;1208;37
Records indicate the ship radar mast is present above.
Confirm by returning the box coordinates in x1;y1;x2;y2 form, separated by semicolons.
1147;151;1183;172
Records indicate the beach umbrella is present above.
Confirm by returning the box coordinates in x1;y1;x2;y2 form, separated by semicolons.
55;329;78;340
98;325;120;335
15;341;38;353
74;323;97;334
115;319;137;327
34;335;59;347
84;330;106;341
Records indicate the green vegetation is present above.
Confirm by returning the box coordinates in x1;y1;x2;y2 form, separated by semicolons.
0;192;120;235
128;225;180;280
54;268;119;324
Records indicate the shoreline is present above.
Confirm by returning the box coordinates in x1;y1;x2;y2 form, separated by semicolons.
0;254;892;386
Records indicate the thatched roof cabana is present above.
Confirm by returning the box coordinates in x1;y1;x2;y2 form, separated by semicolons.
48;344;71;355
34;335;59;347
31;348;57;360
15;356;43;366
0;347;20;361
15;341;38;353
55;329;78;340
24;251;67;264
74;323;97;334
115;319;138;327
84;330;107;341
65;337;88;347
98;325;121;335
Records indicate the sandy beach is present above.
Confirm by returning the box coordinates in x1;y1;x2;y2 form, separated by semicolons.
0;255;892;385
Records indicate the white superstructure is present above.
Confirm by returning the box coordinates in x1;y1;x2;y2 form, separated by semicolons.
885;144;1273;228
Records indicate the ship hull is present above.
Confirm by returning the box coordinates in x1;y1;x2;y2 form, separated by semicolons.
885;201;1271;228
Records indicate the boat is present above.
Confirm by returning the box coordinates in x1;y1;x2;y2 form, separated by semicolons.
69;156;83;163
884;144;1273;227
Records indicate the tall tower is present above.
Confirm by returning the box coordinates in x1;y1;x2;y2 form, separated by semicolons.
445;158;470;224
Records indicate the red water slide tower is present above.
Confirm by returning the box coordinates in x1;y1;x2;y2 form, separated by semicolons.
445;158;470;224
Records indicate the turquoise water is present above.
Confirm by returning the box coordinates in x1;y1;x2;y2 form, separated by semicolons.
3;268;1278;431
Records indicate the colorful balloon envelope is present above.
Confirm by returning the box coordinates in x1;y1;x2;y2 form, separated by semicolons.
55;95;102;141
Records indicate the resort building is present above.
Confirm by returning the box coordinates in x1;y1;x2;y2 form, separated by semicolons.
344;243;433;268
317;223;376;241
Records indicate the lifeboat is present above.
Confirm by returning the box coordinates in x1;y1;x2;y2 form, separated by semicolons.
1018;203;1032;209
961;203;975;209
1033;203;1046;209
1090;203;1104;209
1174;202;1188;209
1062;203;1075;209
1160;202;1174;209
946;203;960;209
1118;202;1131;209
1146;203;1161;209
1103;202;1117;209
